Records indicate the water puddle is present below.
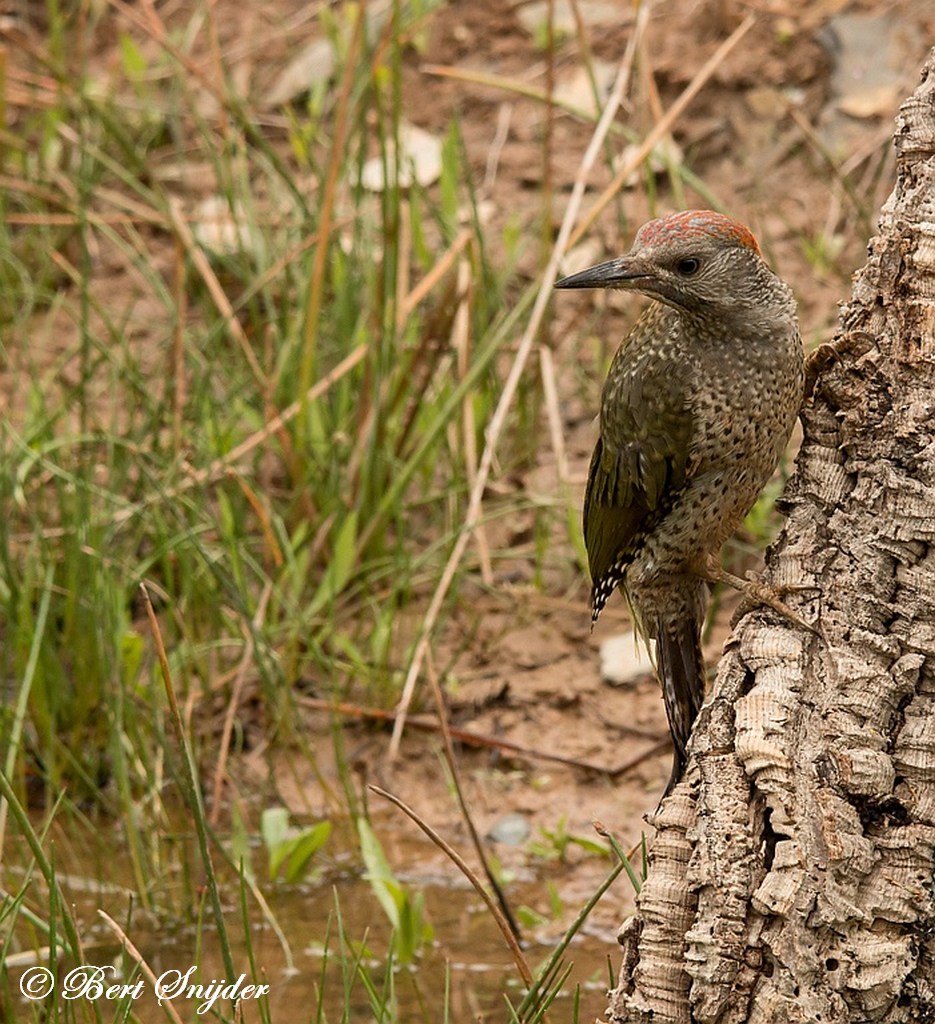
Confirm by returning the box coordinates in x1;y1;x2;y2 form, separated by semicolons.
4;812;629;1022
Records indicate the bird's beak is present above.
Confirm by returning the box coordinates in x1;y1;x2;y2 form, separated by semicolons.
554;256;648;290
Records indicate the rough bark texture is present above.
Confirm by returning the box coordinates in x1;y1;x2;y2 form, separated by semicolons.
608;48;935;1024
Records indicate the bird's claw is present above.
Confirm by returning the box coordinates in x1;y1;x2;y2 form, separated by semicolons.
744;573;820;599
712;567;820;635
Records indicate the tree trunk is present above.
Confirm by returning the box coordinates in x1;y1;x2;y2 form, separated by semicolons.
608;48;935;1024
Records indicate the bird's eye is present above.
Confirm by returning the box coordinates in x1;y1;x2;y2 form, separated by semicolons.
675;257;700;275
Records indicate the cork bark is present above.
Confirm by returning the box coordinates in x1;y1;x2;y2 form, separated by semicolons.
608;48;935;1024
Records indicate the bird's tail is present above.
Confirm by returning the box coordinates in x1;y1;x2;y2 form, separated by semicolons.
654;582;706;795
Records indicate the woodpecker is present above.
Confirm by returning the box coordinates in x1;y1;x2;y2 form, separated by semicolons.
556;210;804;793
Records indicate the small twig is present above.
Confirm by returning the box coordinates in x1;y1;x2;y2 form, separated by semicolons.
785;101;875;232
298;694;665;772
230;474;284;568
396;197;412;330
452;258;493;585
423;649;520;939
483;103;513;194
140;584;238;983
538;345;569;490
141;584;182;734
170;231;187;458
513;843;629;1021
97;911;186;1024
608;738;671;780
209;582;272;826
422;63;620;126
297;0;363;426
398;227;473;323
369;784;534;987
166;197;266;389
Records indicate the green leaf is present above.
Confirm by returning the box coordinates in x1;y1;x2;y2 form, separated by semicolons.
308;510;359;617
263;809;332;881
284;822;332;883
120;630;144;690
517;905;549;928
229;802;254;882
439;121;461;228
261;807;290;852
358;818;402;930
119;34;148;81
568;834;611;857
397;889;433;962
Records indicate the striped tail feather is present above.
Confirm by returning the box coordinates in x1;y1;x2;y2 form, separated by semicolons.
654;582;706;795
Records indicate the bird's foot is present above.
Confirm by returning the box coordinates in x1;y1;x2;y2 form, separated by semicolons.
768;580;821;599
705;565;819;634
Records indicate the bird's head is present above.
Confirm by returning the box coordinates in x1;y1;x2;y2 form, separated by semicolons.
555;210;793;325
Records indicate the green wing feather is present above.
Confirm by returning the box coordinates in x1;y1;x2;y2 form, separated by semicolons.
583;303;694;610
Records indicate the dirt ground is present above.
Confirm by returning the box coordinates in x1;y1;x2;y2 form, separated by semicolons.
8;0;935;965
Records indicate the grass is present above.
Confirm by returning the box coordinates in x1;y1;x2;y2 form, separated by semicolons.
3;0;537;794
0;0;878;1021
